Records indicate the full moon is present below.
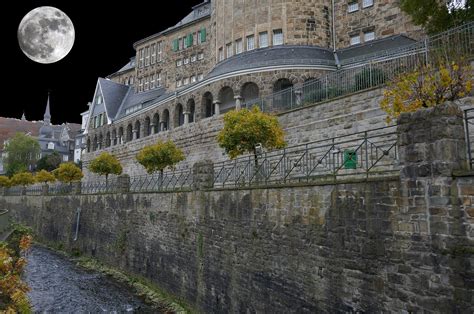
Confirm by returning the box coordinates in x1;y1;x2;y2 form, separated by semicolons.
18;7;75;64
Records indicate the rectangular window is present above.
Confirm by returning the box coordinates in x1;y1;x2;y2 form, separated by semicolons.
194;32;198;45
199;27;207;43
362;0;373;8
218;47;224;61
187;33;193;47
151;74;156;89
246;35;255;51
177;59;182;67
178;38;183;50
177;79;182;88
235;39;243;54
198;52;204;60
350;34;361;45
130;77;134;85
102;114;107;125
151;44;156;64
157;42;163;61
198;73;204;81
144;77;149;91
138;49;144;68
273;29;283;45
184;57;189;65
145;47;150;66
348;2;359;12
139;78;143;92
157;73;161;86
226;43;233;58
259;32;268;48
172;39;178;52
183;77;189;85
191;75;196;83
364;31;375;42
191;55;197;62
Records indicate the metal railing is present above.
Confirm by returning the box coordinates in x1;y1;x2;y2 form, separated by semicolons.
252;22;474;113
213;125;399;188
81;178;121;194
465;108;474;170
49;183;73;195
25;184;42;196
129;168;193;192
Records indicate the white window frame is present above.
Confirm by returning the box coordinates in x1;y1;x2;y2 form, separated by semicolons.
177;80;182;88
144;77;149;91
273;29;283;46
191;55;197;62
364;31;375;42
350;34;361;45
178;38;183;50
198;52;204;60
362;0;373;8
191;75;196;83
183;77;189;85
157;73;161;87
259;32;268;48
157;42;163;62
177;59;182;67
138;49;144;68
145;46;150;66
246;35;255;51
348;2;359;13
184;57;190;65
226;43;233;58
218;47;224;61
198;74;204;81
235;39;243;54
151;74;156;89
151;44;156;64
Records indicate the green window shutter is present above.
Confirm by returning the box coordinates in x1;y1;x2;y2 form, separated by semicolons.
201;28;206;42
188;33;193;46
172;39;178;52
184;36;188;48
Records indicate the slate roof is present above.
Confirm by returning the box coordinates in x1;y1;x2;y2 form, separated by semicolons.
208;45;336;78
109;57;136;77
337;35;418;64
98;78;130;119
115;86;168;119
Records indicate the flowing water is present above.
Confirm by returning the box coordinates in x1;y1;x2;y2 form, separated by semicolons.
24;245;154;313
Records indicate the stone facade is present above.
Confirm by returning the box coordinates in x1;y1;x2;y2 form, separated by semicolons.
333;0;423;48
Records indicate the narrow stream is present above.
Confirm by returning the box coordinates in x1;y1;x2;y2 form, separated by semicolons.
24;245;154;313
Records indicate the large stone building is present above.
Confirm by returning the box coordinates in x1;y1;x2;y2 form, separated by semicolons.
83;0;423;176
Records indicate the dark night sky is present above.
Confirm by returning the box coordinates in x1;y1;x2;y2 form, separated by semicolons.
2;0;203;124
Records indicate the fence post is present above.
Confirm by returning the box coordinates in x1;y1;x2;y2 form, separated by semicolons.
193;160;215;190
72;182;82;195
118;174;130;193
42;184;49;196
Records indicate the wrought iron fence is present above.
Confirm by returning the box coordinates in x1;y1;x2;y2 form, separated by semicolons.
129;168;193;192
4;186;23;196
25;184;42;196
252;22;474;113
465;108;474;170
49;183;73;195
213;125;399;188
81;178;120;194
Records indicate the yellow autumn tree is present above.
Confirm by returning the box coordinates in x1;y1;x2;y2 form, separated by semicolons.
35;170;56;184
217;106;286;167
381;60;473;123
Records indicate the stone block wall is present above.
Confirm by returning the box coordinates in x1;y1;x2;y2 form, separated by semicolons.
3;101;474;312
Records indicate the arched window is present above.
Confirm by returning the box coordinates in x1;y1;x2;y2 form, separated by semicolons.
241;82;260;108
126;124;133;142
162;109;170;131
134;120;141;139
93;135;98;151
106;132;111;147
187;99;195;123
273;78;295;110
176;104;184;126
202;92;214;118
86;138;91;153
98;134;103;150
153;113;160;133
144;117;151;136
112;129;117;146
218;86;235;113
118;127;124;144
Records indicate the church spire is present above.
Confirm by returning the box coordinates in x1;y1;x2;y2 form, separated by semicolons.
21;111;26;121
44;92;51;125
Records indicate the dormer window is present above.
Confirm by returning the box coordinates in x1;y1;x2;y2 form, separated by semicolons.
47;142;55;150
97;95;102;104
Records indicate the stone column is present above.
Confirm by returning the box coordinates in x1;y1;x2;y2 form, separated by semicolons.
150;124;156;134
118;174;130;193
115;136;119;145
160;121;166;131
193;160;215;190
213;101;221;116
398;101;468;236
234;95;243;110
295;89;303;106
183;111;190;125
132;129;138;140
